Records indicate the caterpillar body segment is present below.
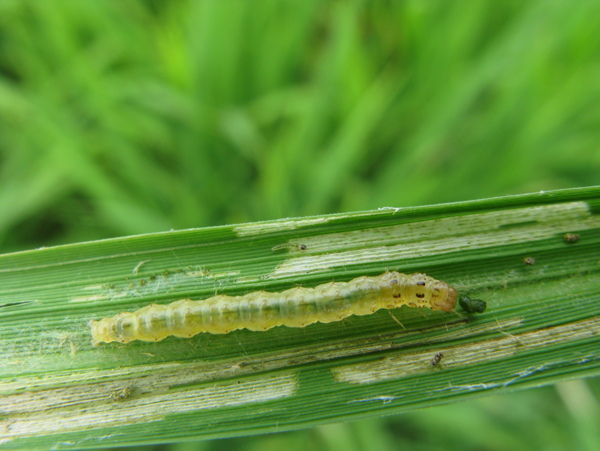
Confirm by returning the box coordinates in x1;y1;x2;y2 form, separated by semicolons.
90;272;457;345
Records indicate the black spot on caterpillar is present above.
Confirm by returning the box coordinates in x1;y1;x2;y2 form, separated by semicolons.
563;233;580;244
90;272;458;346
458;296;487;314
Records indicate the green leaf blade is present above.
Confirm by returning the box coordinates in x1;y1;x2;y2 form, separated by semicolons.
1;187;600;449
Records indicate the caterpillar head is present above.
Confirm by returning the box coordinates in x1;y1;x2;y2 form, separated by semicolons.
429;284;458;312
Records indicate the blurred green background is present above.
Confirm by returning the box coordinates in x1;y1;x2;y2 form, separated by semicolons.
0;0;599;450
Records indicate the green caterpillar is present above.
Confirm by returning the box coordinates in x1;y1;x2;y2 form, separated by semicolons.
90;272;457;346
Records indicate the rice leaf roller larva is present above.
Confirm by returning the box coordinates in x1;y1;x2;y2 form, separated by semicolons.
90;272;458;345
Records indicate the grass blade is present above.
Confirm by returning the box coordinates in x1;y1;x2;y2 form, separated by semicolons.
1;186;599;449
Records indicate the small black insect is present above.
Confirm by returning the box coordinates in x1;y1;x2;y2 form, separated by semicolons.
431;352;444;366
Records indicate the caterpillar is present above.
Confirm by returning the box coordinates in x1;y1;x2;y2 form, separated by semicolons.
90;272;457;346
